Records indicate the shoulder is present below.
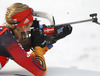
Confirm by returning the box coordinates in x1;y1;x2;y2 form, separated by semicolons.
0;26;9;35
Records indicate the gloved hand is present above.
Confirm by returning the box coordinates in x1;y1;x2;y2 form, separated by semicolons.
52;24;72;43
34;35;47;48
31;29;47;48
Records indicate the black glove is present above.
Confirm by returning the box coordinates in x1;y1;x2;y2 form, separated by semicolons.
52;24;72;43
31;29;46;48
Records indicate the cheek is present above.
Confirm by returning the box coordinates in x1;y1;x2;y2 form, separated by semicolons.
26;26;31;31
18;27;25;32
28;24;32;30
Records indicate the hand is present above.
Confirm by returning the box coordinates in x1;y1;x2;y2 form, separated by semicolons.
31;29;46;48
33;35;46;48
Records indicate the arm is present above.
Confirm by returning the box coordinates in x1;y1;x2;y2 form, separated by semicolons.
0;28;47;76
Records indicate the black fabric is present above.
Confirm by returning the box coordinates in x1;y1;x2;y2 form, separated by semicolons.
0;45;13;59
31;29;46;48
0;30;15;59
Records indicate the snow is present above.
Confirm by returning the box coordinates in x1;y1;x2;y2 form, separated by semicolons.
1;66;100;76
0;0;100;75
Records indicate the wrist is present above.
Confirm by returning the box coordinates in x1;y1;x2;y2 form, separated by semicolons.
46;44;53;49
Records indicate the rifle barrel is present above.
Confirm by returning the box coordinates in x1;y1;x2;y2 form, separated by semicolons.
55;19;93;26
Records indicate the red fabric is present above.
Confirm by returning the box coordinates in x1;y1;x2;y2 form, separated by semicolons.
0;27;9;35
12;8;33;27
25;49;30;52
0;56;8;69
7;43;46;76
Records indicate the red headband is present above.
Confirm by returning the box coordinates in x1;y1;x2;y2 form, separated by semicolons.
12;8;33;27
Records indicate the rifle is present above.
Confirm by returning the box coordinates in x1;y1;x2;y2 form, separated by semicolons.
31;12;100;47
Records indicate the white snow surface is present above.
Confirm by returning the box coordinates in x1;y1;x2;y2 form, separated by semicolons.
0;0;100;76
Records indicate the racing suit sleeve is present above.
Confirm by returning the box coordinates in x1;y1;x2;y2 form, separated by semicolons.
1;30;47;76
0;56;9;70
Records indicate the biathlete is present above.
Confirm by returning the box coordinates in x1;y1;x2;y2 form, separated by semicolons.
0;3;72;76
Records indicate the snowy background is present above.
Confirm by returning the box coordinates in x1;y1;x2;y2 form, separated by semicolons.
0;0;100;75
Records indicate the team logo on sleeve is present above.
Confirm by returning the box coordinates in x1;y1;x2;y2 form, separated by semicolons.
32;55;46;71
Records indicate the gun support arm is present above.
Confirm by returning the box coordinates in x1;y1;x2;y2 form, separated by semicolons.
55;13;100;27
90;13;100;25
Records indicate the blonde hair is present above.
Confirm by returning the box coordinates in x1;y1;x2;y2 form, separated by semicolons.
5;3;29;41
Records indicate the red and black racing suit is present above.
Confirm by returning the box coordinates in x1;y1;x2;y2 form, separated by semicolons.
0;27;47;76
0;24;72;76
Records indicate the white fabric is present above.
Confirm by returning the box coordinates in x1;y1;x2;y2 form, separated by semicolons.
0;63;2;70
